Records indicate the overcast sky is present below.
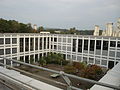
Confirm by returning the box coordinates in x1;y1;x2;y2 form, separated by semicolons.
0;0;120;30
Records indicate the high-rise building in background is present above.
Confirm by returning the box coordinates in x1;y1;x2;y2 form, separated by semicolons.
33;24;37;30
94;25;100;36
101;18;120;37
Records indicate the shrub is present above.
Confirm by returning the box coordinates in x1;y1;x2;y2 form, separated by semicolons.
30;58;34;64
39;57;47;66
64;64;76;74
81;64;103;80
73;62;86;72
62;60;69;65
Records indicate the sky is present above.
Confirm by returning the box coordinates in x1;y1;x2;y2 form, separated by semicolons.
0;0;120;30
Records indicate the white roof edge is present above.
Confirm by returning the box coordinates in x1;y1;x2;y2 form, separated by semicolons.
90;62;120;90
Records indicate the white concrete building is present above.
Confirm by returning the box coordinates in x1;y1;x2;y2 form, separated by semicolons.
33;24;37;30
94;25;100;36
102;18;120;37
0;33;120;69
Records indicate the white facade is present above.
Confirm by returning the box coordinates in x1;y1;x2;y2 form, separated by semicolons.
102;18;120;37
33;24;37;30
0;33;120;68
94;25;100;36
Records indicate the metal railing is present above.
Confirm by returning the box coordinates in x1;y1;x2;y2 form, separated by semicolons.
0;56;120;90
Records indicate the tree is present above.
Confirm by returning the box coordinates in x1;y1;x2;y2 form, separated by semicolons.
69;27;76;34
0;18;34;33
73;62;86;73
38;26;44;32
81;65;103;80
39;57;47;66
64;64;76;74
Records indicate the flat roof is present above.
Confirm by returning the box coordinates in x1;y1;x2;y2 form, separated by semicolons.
0;33;120;39
0;67;62;90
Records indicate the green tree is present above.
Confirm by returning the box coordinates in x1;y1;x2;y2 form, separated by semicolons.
0;18;34;33
38;26;44;32
69;27;76;34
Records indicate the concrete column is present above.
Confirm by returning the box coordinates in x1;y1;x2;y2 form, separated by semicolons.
24;36;25;53
100;37;103;67
10;35;13;67
115;38;118;65
49;36;51;52
34;36;35;62
24;36;26;63
81;37;84;62
17;35;20;61
38;36;40;60
94;37;97;64
76;36;78;61
29;36;30;63
87;37;90;64
4;59;6;68
4;35;5;57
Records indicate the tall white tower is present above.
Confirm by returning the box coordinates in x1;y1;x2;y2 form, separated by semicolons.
106;23;113;36
94;25;100;36
33;24;37;30
117;17;120;30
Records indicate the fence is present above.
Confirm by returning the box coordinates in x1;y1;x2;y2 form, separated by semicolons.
0;56;120;90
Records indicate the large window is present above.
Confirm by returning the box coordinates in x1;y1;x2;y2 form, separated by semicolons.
44;37;46;49
12;38;17;44
25;38;29;51
0;49;4;55
20;38;24;52
5;38;10;44
78;39;82;52
54;38;57;42
54;45;57;49
39;37;42;50
47;37;49;49
51;37;53;41
96;40;101;49
110;41;116;47
90;40;95;51
103;41;108;50
5;48;11;54
72;39;76;52
84;40;88;50
63;38;66;42
117;41;120;47
12;48;17;54
30;38;34;51
35;54;38;62
0;38;4;45
35;38;38;50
